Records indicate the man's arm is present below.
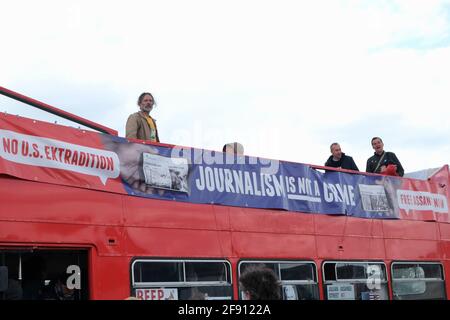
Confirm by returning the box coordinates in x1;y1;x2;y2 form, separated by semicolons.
125;114;138;139
391;152;404;177
366;158;373;173
154;119;160;142
350;157;359;171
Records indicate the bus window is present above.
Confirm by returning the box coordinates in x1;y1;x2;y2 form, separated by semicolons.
0;249;88;300
238;261;319;300
184;261;228;282
392;262;446;300
131;259;232;300
323;261;388;300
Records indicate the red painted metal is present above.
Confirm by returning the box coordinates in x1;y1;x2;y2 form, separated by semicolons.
1;175;449;299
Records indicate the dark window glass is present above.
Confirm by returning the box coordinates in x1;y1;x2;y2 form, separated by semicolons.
280;263;315;281
393;264;417;279
420;264;443;279
133;261;182;283
240;262;277;275
393;281;446;300
336;263;366;280
393;264;443;280
0;249;89;300
185;262;228;282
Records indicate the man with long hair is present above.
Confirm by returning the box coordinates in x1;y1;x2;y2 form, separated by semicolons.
126;92;160;142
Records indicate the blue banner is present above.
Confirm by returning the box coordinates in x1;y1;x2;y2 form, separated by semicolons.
102;136;402;219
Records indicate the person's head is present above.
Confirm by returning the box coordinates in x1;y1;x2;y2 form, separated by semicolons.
53;272;75;300
330;142;342;160
137;92;155;114
371;137;384;155
239;266;281;300
223;142;244;155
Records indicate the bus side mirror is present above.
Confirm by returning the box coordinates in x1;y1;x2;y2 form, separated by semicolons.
0;266;8;292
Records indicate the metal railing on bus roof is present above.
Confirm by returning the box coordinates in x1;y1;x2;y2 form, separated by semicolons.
0;86;118;136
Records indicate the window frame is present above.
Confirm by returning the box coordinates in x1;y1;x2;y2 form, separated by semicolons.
238;259;318;285
390;261;446;300
391;261;445;282
322;260;389;300
322;260;388;284
0;247;90;300
131;258;233;288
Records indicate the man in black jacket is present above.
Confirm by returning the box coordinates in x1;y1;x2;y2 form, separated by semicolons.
366;137;404;176
325;143;359;171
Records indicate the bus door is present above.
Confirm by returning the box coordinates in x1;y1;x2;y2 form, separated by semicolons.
0;247;89;300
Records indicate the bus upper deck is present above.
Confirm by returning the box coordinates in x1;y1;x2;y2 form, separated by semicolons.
0;86;449;300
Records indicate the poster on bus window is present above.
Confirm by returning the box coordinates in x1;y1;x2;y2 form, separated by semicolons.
135;288;178;300
0;113;448;222
327;284;355;300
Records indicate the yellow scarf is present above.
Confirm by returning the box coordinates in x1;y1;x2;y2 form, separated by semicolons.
144;115;157;142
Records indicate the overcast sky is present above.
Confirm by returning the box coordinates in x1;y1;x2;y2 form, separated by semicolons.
1;0;449;173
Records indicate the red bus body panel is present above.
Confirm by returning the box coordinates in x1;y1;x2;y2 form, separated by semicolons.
1;174;449;299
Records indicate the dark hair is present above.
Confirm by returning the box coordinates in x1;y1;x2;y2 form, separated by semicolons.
330;142;339;151
371;137;383;144
137;92;156;106
239;266;281;300
56;272;70;284
223;142;244;155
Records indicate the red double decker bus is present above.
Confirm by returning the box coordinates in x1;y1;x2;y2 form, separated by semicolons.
0;86;449;300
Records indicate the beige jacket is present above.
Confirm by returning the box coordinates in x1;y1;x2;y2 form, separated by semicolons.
125;111;160;142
